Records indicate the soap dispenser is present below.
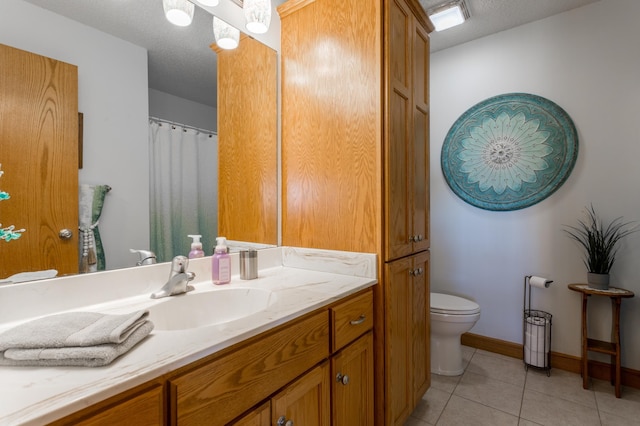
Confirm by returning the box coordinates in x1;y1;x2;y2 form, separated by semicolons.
212;236;231;285
187;234;205;259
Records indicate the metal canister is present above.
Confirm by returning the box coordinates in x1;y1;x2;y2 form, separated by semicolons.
239;249;258;280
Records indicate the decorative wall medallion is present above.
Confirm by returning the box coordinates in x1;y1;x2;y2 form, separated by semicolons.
441;93;578;211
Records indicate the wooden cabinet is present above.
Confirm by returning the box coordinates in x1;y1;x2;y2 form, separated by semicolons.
385;251;430;424
169;311;329;426
230;402;270;426
385;0;431;262
48;383;164;426
278;0;432;424
272;362;331;426
51;290;373;426
331;331;374;426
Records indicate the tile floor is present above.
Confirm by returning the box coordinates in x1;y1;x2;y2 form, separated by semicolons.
405;346;640;426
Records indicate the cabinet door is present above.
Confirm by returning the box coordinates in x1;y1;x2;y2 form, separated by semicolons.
271;362;330;426
411;18;430;254
331;331;374;426
229;401;270;426
385;250;430;426
411;251;430;403
386;0;430;261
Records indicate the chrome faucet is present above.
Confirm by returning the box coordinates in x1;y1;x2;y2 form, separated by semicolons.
150;255;196;299
130;248;157;266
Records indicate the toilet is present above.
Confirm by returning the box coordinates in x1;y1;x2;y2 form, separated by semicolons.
430;293;481;376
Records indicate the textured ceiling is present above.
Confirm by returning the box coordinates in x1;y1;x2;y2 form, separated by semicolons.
21;0;600;108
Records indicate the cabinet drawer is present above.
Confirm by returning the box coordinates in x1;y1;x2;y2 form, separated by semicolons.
169;311;329;426
331;290;373;352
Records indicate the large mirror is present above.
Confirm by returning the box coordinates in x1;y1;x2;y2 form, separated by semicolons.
0;0;279;281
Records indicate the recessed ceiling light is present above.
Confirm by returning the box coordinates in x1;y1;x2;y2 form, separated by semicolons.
428;0;470;32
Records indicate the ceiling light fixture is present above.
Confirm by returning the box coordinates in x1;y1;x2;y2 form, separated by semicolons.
213;16;240;50
243;0;272;34
197;0;219;6
163;0;195;27
428;0;470;32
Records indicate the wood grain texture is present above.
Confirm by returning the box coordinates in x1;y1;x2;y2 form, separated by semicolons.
279;0;382;253
215;36;278;245
271;361;330;426
331;332;374;426
169;311;329;426
0;43;78;277
330;288;373;352
230;401;270;426
49;383;164;426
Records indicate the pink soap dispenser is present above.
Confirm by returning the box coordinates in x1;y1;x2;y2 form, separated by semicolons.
187;234;205;259
212;236;231;285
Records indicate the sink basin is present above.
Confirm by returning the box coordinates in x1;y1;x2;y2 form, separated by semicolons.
148;287;275;331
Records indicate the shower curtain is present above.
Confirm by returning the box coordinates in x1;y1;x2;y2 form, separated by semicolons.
149;119;218;263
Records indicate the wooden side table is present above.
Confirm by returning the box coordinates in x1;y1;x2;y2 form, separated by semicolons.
568;283;634;398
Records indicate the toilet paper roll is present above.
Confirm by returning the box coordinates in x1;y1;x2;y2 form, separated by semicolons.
530;276;553;289
524;348;547;367
524;317;550;351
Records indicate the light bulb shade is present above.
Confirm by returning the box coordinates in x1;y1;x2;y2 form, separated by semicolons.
197;0;219;6
244;0;271;34
163;0;195;27
213;17;240;50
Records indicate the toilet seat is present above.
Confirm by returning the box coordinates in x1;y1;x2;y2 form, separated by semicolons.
431;293;480;315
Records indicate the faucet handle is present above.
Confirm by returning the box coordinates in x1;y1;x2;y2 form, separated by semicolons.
171;255;189;273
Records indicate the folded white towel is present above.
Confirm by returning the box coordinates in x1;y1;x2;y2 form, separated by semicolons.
0;310;154;367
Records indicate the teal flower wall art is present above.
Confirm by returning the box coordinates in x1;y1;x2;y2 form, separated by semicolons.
441;93;578;211
0;164;25;242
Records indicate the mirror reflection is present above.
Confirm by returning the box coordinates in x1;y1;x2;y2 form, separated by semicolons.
0;0;278;281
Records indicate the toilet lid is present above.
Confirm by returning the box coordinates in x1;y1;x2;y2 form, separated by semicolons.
431;293;480;315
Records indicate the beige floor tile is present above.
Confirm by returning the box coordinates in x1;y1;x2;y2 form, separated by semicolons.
525;368;597;408
430;372;463;394
437;394;519;426
520;388;601;426
593;379;640;423
411;386;451;425
466;350;527;387
599;410;640;426
404;416;430;426
518;419;544;426
455;370;524;416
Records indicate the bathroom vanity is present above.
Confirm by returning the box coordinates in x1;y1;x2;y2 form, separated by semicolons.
0;247;376;425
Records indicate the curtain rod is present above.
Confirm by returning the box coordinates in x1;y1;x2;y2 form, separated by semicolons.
149;116;217;136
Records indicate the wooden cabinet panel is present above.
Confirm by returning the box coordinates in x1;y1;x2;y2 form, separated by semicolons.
385;250;430;425
52;384;164;426
229;401;270;426
331;332;374;426
216;35;278;245
331;289;373;352
170;312;329;426
271;361;330;426
385;0;430;261
411;252;430;403
279;0;382;254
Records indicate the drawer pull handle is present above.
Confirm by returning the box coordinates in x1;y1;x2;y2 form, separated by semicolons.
350;315;366;325
336;372;350;385
277;416;294;426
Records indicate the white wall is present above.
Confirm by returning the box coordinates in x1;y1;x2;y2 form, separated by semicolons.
2;0;150;270
431;0;640;369
149;89;217;132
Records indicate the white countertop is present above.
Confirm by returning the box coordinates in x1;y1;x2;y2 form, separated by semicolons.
0;247;377;425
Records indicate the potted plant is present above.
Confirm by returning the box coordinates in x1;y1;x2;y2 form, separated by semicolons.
564;205;637;290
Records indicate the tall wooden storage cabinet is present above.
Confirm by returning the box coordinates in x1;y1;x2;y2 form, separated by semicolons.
278;0;433;424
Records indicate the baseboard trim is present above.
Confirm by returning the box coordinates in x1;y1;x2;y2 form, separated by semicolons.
461;332;640;389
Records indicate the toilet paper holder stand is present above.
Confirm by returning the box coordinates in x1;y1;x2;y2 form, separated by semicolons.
523;275;553;376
